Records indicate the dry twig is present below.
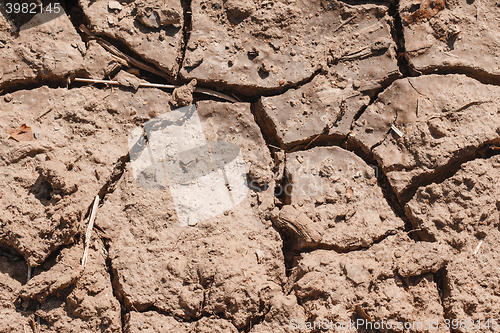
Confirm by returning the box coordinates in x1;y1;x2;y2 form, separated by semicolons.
82;195;100;268
473;239;484;256
332;15;357;33
74;78;238;103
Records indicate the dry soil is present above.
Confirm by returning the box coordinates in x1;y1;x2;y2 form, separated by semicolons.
1;0;500;332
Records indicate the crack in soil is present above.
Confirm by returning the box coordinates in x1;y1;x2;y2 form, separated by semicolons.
97;154;129;201
434;267;456;333
99;233;127;332
397;141;500;205
63;0;90;38
91;154;129;332
408;65;500;87
389;0;412;78
256;66;324;100
253;71;402;154
0;71;88;95
178;0;193;79
240;301;272;333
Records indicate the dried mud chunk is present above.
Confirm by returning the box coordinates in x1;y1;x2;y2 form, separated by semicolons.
182;0;397;94
82;40;122;79
254;24;399;149
0;9;84;90
405;155;500;249
349;74;500;202
397;242;453;278
114;70;142;91
36;160;79;195
184;48;204;69
443;230;500;331
248;294;308;333
125;312;190;332
254;75;371;150
136;0;182;28
282;147;404;251
400;0;500;80
34;238;122;333
274;205;322;250
104;86;172;119
79;0;183;76
171;79;197;107
293;234;448;333
225;0;255;19
20;245;83;303
97;163;284;329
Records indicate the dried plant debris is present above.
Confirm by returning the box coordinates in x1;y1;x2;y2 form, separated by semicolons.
7;124;35;142
403;0;446;24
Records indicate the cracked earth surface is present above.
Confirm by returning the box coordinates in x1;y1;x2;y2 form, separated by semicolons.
1;0;500;332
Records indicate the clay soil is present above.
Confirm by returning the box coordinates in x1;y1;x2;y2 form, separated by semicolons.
1;0;500;332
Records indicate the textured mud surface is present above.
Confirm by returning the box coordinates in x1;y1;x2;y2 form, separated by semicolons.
348;74;500;202
400;0;500;82
181;0;399;94
79;0;184;77
1;0;500;332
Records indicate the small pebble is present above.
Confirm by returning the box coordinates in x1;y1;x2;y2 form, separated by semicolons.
108;1;123;10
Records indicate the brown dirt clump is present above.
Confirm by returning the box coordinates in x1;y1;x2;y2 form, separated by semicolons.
172;79;197;107
33;240;122;332
94;101;294;329
406;155;500;250
443;230;500;331
125;312;239;332
0;255;30;332
292;233;449;332
96;162;287;328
